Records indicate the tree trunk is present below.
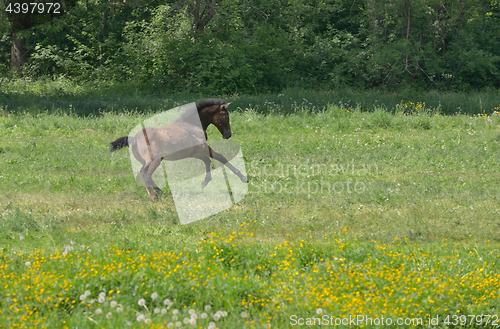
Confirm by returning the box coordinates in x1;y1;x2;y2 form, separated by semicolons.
193;0;217;37
11;28;29;72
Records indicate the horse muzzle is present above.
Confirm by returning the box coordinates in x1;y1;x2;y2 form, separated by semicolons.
223;132;232;139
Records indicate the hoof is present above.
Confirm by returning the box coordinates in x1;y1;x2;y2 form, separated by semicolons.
154;188;164;198
201;177;212;188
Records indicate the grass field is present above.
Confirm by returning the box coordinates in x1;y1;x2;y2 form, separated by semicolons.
1;83;500;328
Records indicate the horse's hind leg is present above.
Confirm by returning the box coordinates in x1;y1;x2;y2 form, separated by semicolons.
208;147;248;183
140;158;164;200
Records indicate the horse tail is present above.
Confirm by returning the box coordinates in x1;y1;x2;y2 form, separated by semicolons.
109;136;133;153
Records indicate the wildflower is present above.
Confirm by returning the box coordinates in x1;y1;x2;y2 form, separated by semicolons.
116;307;123;313
183;317;190;324
136;314;145;322
164;298;173;307
79;294;86;301
241;311;248;318
106;312;112;319
189;318;196;325
175;321;182;327
145;318;151;324
95;308;102;315
85;290;91;297
19;235;24;240
172;309;179;315
110;301;117;308
221;311;228;317
167;323;174;328
161;308;167;315
213;313;221;321
204;305;212;312
316;308;323;315
189;309;196;315
98;296;105;303
138;298;146;307
151;292;158;300
154;308;160;314
25;261;31;267
208;322;216;329
201;313;208;319
126;321;133;326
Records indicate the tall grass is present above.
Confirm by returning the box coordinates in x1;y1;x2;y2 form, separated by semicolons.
1;78;499;116
1;82;500;327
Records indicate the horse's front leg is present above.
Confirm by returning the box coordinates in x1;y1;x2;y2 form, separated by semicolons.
200;156;212;188
208;147;248;183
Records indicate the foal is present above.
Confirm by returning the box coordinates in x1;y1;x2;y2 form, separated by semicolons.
110;99;248;201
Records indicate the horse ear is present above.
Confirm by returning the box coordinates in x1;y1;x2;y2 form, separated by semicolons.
221;102;232;110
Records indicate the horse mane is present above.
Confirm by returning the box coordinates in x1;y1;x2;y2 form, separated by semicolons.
196;99;226;111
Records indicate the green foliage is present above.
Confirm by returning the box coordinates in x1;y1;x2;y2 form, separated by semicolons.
1;0;500;92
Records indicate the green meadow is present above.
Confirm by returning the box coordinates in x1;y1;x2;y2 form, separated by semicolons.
1;82;500;328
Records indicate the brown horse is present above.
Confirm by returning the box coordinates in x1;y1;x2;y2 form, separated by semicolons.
109;99;248;201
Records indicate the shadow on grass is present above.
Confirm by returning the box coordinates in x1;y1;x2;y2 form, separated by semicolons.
0;78;499;116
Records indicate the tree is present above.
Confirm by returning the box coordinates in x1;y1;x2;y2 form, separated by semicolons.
3;0;78;71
